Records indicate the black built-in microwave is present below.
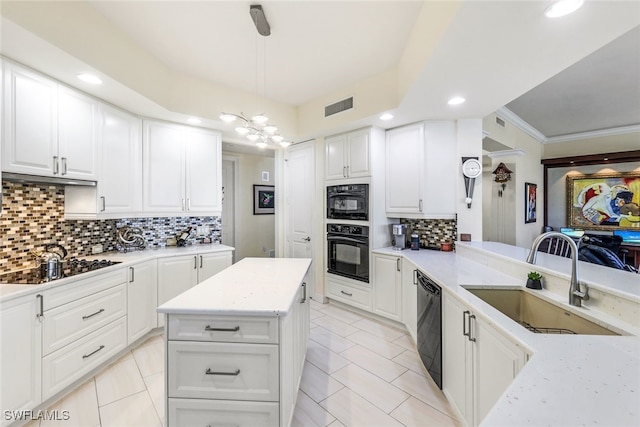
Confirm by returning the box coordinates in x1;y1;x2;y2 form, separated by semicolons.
326;184;369;221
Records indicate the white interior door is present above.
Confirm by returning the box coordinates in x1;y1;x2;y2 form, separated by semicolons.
285;143;315;296
222;156;237;253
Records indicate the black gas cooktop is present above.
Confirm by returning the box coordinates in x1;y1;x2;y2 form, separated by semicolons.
0;258;122;285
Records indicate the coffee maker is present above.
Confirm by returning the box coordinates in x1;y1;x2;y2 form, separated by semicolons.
392;224;408;250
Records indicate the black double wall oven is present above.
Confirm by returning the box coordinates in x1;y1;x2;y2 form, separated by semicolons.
326;183;370;283
327;224;369;283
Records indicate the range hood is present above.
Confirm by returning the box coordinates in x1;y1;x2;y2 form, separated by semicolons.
2;172;97;187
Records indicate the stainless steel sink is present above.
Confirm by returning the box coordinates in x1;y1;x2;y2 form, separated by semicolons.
464;288;620;336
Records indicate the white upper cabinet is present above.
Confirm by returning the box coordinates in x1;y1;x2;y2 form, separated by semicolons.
57;86;98;179
325;128;370;180
143;120;185;213
98;103;142;214
3;61;58;176
143;119;221;216
385;121;456;219
185;126;222;214
2;60;97;180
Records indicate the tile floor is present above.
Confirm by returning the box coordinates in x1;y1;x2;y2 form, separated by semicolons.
26;300;460;427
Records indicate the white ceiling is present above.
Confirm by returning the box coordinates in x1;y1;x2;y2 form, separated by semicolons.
505;25;640;139
87;1;423;106
1;1;639;150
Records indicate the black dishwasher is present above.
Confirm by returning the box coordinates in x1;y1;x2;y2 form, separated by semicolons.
417;270;442;389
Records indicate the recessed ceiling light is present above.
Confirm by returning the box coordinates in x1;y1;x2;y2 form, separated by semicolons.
448;97;466;105
76;73;102;85
187;117;201;124
379;113;394;121
544;0;584;18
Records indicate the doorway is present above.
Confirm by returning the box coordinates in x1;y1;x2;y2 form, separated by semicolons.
222;155;238;259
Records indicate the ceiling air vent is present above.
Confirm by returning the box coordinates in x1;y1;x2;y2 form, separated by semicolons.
325;97;354;117
495;116;506;127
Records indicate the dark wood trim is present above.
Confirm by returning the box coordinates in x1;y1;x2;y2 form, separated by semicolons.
541;150;640;168
541;150;640;227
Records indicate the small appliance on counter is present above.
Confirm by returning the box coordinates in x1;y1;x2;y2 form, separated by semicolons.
411;234;420;250
392;224;408;250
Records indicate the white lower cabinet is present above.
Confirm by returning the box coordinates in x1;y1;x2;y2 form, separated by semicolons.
165;280;309;427
442;292;527;426
0;294;42;427
197;251;233;282
43;283;127;355
326;274;372;311
42;317;127;400
40;270;129;401
157;251;232;327
372;253;402;322
127;259;158;344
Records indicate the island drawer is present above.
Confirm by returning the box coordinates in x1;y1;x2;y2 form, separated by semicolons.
167;341;279;401
43;283;127;355
168;314;279;344
168;398;279;427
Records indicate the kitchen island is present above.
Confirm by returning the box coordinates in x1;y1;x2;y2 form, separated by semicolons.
157;257;312;427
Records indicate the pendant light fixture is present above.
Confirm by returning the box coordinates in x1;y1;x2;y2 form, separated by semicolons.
220;5;290;149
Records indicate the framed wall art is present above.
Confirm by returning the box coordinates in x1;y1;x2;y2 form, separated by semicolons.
525;182;537;223
566;172;640;230
253;185;275;215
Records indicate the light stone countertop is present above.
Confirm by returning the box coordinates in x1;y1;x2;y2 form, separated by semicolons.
373;243;640;427
157;257;312;316
0;243;235;302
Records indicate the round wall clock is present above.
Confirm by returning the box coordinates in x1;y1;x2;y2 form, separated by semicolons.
462;158;482;179
462;157;481;208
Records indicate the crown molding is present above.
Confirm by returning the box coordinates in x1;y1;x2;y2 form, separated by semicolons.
544;124;640;144
495;107;547;142
494;107;640;145
486;149;526;159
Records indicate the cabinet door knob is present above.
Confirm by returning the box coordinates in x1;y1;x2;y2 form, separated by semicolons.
100;196;106;212
303;236;311;242
129;266;135;283
53;156;59;175
61;157;68;175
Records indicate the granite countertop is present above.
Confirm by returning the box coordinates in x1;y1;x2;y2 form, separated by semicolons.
373;243;640;426
0;243;235;302
157;257;312;316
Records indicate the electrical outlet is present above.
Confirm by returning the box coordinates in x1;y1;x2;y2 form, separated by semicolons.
197;225;210;236
92;244;103;254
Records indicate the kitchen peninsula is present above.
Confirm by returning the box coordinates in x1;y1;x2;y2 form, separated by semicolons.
157;257;312;427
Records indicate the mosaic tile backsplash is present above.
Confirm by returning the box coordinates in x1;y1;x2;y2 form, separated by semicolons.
400;218;457;249
1;181;221;273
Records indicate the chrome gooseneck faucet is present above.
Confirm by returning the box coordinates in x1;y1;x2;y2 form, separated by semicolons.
526;232;589;307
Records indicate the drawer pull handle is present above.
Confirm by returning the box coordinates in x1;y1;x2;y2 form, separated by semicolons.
204;325;240;332
205;368;240;376
82;308;105;320
82;345;105;359
340;290;353;297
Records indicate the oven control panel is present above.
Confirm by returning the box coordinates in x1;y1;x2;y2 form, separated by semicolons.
327;224;369;236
